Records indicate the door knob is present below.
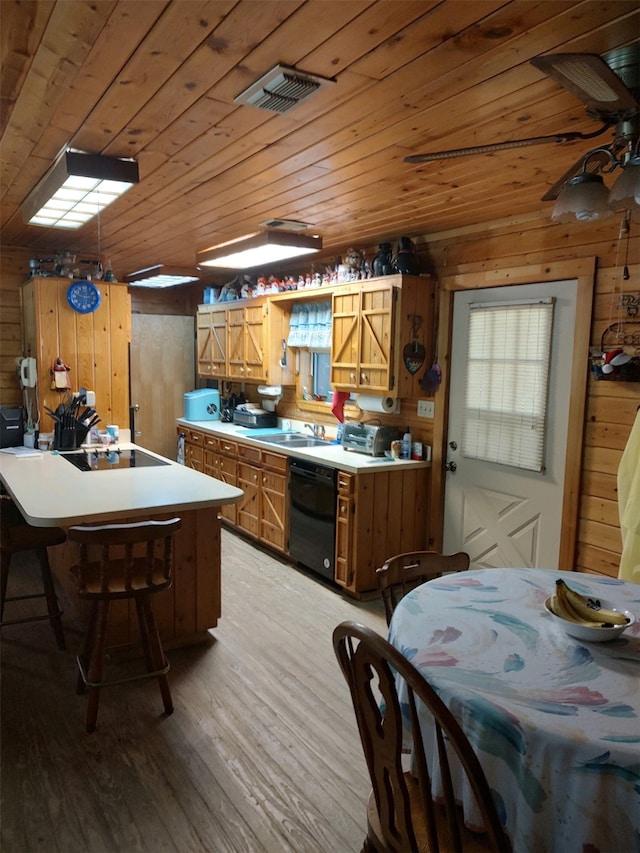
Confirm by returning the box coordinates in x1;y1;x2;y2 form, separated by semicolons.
445;460;457;472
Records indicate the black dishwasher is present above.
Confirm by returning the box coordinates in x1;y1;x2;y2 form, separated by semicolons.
289;458;337;582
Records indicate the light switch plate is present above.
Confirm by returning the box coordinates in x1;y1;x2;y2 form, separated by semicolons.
417;400;434;418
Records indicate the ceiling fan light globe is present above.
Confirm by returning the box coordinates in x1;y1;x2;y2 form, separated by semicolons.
551;172;613;222
608;157;640;211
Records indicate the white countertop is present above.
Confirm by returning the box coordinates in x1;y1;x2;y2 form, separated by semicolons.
176;419;431;474
0;442;242;527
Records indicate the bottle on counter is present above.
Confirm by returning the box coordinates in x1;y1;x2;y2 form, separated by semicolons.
401;425;412;459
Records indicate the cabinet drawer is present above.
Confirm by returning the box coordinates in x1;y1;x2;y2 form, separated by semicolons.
204;434;218;451
218;439;238;456
337;471;354;494
238;443;262;464
261;450;288;473
188;429;203;444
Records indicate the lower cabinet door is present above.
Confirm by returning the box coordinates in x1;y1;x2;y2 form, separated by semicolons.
237;462;260;538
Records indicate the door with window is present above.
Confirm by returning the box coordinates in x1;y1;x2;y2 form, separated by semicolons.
443;280;579;569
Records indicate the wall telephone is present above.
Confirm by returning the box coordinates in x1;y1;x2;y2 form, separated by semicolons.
20;357;37;388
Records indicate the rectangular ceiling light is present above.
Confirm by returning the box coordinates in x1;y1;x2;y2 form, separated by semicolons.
22;150;139;230
197;230;322;270
125;265;201;288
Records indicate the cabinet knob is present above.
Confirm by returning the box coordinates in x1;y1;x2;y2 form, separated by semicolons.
361;372;368;382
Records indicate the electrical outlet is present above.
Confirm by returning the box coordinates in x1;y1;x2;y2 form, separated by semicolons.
85;390;96;406
417;400;435;418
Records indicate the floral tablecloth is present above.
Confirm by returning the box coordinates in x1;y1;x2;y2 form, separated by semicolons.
388;568;640;853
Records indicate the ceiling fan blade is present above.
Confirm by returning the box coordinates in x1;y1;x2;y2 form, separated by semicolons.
541;147;614;202
530;47;640;121
403;126;610;164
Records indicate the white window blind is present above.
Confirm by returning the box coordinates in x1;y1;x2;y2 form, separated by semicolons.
462;299;554;472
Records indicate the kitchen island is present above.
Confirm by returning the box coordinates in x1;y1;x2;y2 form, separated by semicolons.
0;442;242;648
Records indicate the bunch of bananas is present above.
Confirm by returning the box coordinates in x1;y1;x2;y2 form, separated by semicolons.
548;579;629;628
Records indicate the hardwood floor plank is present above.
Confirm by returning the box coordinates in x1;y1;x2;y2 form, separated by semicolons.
2;530;387;852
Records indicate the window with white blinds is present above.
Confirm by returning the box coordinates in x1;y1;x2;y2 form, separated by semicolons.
462;298;554;472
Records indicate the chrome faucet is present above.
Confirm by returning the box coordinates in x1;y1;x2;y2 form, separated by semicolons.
304;422;326;439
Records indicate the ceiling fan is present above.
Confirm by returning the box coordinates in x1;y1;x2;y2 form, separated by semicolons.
404;43;640;202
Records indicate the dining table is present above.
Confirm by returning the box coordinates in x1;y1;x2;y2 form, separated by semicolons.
388;567;640;853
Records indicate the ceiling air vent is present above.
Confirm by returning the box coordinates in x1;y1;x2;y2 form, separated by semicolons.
259;218;312;232
234;65;335;114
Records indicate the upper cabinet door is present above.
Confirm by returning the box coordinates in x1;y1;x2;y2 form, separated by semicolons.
197;306;227;377
331;282;396;392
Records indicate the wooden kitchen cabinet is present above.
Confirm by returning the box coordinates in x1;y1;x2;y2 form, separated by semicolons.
197;306;227;378
336;471;356;588
334;465;430;595
332;282;395;392
331;275;433;397
227;301;267;382
217;438;238;525
196;300;267;382
236;442;288;552
181;427;204;471
21;276;131;431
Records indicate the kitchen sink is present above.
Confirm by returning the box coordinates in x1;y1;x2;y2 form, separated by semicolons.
253;432;331;449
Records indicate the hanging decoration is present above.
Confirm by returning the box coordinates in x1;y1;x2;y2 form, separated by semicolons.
403;314;426;374
590;213;640;381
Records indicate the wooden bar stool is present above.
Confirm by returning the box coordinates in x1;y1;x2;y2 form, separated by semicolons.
0;496;67;649
68;517;181;733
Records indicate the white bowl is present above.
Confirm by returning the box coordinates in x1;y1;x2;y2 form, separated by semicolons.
544;596;635;642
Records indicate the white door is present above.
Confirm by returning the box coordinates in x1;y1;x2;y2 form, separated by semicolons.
443;280;578;569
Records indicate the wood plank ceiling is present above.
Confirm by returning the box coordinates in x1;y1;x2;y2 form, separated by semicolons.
1;0;638;280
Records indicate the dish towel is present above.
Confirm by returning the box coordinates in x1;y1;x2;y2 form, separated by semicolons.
617;409;640;583
331;390;350;423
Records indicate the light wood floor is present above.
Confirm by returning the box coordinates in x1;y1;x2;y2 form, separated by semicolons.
1;529;387;852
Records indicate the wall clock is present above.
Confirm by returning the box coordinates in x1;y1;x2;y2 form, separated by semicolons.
67;280;101;314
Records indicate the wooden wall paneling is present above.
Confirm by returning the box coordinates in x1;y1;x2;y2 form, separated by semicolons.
581;469;618;502
581;494;620;528
108;284;131;428
576;542;622;577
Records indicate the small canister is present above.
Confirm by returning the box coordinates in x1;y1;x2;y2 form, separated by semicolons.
412;441;423;460
390;439;402;458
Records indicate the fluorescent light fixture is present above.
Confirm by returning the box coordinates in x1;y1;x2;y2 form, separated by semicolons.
22;150;139;230
197;230;322;270
125;265;200;288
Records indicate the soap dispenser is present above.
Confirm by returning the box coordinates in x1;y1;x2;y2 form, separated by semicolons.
401;425;412;459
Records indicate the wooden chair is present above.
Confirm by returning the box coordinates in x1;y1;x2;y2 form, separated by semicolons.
0;495;66;649
68;517;181;732
376;550;470;626
333;621;510;853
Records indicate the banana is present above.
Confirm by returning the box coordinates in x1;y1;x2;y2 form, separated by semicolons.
550;585;607;627
555;579;628;626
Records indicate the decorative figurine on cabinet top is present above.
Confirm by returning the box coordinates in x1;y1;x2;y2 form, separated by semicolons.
393;236;420;275
372;242;394;276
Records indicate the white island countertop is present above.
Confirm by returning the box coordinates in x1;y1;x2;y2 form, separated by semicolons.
176;419;431;474
0;442;243;528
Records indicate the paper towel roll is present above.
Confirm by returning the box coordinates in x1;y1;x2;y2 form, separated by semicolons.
356;394;400;414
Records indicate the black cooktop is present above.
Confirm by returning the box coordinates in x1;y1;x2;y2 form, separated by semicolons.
62;448;170;472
